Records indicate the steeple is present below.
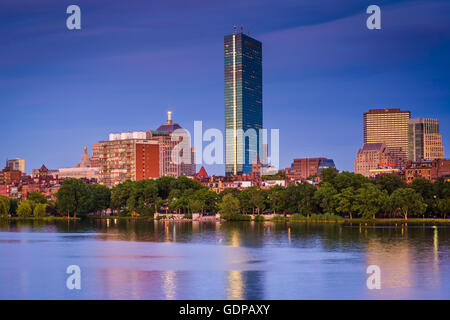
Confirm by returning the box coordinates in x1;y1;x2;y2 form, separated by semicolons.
167;104;173;125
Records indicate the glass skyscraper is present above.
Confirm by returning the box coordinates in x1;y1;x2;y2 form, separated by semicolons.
224;28;262;176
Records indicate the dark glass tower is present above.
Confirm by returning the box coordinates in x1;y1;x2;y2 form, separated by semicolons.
224;28;262;176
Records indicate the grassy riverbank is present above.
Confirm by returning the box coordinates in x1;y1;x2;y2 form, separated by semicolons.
1;216;80;221
1;215;448;226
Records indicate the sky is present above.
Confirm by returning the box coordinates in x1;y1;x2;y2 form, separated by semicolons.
1;0;449;175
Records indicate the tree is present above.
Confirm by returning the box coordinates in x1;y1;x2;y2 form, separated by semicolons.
127;180;159;215
334;187;357;219
156;176;177;199
28;192;47;204
268;186;288;214
83;184;111;215
411;178;435;214
387;188;427;221
353;184;387;219
219;193;240;215
247;187;266;214
55;178;87;218
438;198;450;219
320;167;339;183
188;199;204;214
0;195;10;218
285;182;318;217
238;189;252;214
17;201;32;217
314;182;337;214
332;171;372;192
168;189;183;213
9;198;18;216
110;180;133;215
376;174;406;195
45;200;58;216
33;203;47;217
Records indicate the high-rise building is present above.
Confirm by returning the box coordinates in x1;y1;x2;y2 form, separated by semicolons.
224;27;262;176
364;108;410;168
98;137;159;187
7;159;25;174
409;118;444;161
90;143;101;167
355;143;396;178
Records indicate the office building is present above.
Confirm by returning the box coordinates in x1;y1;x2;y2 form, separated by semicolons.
409;118;444;161
225;27;263;176
364;108;410;168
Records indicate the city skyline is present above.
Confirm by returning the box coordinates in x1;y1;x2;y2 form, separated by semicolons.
1;0;450;175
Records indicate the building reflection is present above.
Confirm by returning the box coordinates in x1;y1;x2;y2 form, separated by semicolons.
162;270;177;300
226;270;265;300
227;270;244;299
364;226;442;298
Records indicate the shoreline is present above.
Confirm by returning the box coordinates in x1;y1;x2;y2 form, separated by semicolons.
1;216;449;225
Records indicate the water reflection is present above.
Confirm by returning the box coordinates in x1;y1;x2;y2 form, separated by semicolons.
0;220;448;299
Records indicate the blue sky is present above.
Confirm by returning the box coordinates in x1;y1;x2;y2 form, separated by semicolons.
1;0;449;175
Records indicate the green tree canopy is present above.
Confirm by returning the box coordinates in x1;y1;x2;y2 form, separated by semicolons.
438;198;450;219
320;167;339;183
314;182;337;214
28;192;47;204
387;188;427;220
55;178;88;218
353;184;387;219
219;193;240;215
334;187;357;219
17;201;32;217
0;195;10;217
33;203;47;217
376;174;406;195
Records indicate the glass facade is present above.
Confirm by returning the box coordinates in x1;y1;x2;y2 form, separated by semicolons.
224;32;262;176
409;118;444;161
318;159;336;173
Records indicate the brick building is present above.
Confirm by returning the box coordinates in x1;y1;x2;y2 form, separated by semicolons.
287;157;336;181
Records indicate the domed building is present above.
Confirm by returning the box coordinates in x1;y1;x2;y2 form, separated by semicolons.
152;107;196;177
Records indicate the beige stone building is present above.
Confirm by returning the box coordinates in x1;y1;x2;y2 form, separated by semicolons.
355;143;396;178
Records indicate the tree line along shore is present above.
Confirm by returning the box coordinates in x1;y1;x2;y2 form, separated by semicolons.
0;168;449;222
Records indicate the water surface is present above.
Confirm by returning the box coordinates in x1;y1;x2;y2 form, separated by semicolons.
0;219;448;299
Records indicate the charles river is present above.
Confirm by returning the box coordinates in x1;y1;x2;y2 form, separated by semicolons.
0;219;448;300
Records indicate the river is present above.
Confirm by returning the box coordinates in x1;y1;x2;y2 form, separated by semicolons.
0;219;448;299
